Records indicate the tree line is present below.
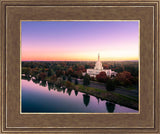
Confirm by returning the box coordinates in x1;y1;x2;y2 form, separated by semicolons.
22;61;138;91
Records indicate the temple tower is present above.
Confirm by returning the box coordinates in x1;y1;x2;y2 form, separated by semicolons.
94;53;103;70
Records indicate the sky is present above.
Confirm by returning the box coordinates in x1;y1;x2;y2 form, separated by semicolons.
21;21;139;61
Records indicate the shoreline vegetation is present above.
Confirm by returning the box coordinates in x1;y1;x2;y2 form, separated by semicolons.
22;61;138;110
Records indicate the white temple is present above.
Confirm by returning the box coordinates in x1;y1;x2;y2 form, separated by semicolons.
86;54;117;77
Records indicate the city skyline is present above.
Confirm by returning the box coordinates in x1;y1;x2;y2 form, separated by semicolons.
21;21;139;61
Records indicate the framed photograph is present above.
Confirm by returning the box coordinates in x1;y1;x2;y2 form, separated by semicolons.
21;20;139;113
0;0;159;133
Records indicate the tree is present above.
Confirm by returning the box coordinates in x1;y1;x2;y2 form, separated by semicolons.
68;75;72;82
96;71;108;83
106;78;115;91
49;74;57;83
55;77;63;87
103;64;109;69
38;72;47;81
48;68;53;77
22;67;31;76
115;71;134;86
31;68;39;77
67;67;73;76
56;70;63;77
75;79;78;85
83;74;90;86
63;75;66;80
90;76;95;81
65;81;72;89
42;68;45;72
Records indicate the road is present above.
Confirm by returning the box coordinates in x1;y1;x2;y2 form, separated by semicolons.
72;78;138;100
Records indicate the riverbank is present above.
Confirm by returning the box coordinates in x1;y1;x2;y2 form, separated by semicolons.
68;83;138;110
22;75;138;110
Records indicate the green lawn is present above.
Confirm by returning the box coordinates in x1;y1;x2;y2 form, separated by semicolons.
73;83;138;110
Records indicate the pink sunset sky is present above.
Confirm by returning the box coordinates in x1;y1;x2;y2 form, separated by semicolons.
21;21;139;61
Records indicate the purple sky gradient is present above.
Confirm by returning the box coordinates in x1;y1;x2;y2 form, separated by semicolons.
21;21;139;61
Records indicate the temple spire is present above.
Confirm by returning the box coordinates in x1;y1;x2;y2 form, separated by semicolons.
94;53;103;70
98;53;100;61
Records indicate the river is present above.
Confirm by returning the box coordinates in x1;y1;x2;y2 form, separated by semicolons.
21;79;138;113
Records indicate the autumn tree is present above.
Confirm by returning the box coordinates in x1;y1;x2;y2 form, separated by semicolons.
50;74;57;82
115;71;134;86
67;67;73;76
90;76;95;81
96;71;108;83
65;81;72;89
55;77;64;87
38;72;47;81
31;68;39;77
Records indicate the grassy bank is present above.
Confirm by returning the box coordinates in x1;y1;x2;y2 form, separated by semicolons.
73;84;138;110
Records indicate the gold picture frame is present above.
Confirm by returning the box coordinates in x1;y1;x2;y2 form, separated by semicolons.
0;0;159;133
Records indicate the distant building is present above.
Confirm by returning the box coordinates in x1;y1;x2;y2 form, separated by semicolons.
86;54;117;77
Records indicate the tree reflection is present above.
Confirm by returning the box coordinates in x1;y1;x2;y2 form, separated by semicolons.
62;87;66;93
22;75;31;81
67;88;72;96
106;102;115;113
96;97;100;104
32;78;40;84
74;90;78;96
48;82;54;91
83;94;90;107
40;80;47;87
57;87;63;92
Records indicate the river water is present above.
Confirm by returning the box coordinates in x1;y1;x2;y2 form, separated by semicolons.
21;79;138;113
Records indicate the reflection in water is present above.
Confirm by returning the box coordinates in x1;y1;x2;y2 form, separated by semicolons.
48;82;54;91
74;90;78;96
62;88;66;93
40;81;47;87
106;102;115;113
22;78;138;113
22;76;31;81
96;97;100;104
57;87;64;92
83;94;90;107
67;89;72;96
32;78;40;84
